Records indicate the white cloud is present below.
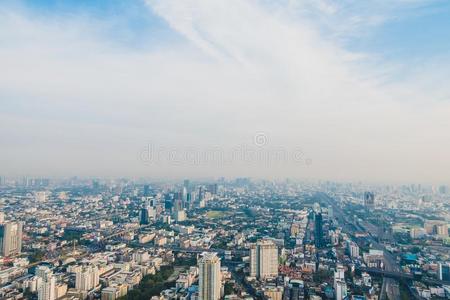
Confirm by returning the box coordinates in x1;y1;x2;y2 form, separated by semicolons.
0;1;449;183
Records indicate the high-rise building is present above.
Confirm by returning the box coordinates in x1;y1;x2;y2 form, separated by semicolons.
436;224;449;238
250;239;279;279
0;221;23;257
0;212;4;224
140;208;150;225
75;265;100;292
143;184;150;197
333;265;345;290
208;184;218;195
183;179;190;190
364;192;375;207
37;266;56;300
439;262;450;281
335;280;347;300
283;279;305;300
346;241;359;258
198;252;221;300
314;213;324;248
328;205;334;220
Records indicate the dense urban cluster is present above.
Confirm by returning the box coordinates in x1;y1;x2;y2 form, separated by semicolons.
0;177;449;300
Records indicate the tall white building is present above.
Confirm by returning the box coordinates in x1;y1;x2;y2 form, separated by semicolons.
0;221;23;257
335;280;347;300
198;252;221;300
250;239;279;279
37;266;56;300
75;265;100;291
333;265;345;290
346;241;359;258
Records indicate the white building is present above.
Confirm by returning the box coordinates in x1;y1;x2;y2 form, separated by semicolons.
198;252;221;300
333;265;345;290
75;265;100;291
335;280;347;300
36;266;56;300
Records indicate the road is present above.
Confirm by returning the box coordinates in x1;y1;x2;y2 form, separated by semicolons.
315;193;402;300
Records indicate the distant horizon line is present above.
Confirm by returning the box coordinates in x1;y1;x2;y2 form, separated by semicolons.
1;174;449;187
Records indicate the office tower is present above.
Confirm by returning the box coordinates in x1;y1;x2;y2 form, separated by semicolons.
0;221;23;257
37;266;56;300
183;179;190;190
143;184;150;197
173;210;186;222
314;212;324;248
363;192;375;207
250;239;279;279
182;187;188;202
283;279;305;300
208;184;218;195
173;199;184;212
198;252;221;300
439;262;450;281
198;186;205;202
75;265;100;291
140;208;150;225
335;280;347;300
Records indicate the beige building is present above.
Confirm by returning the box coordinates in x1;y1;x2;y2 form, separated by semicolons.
198;252;221;300
101;284;127;300
250;239;278;279
0;222;23;257
263;286;283;300
74;265;100;292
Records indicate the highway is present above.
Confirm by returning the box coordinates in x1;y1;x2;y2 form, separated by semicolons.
315;193;402;300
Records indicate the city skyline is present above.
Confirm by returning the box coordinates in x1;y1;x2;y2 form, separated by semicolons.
1;0;450;182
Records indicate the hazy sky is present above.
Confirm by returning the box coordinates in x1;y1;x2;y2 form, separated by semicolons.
1;0;450;183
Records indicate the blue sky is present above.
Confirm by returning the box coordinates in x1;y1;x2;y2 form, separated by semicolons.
1;0;450;182
11;0;450;61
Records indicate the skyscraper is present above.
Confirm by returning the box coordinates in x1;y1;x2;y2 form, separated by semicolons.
198;252;221;300
335;280;347;300
283;279;305;300
75;265;100;291
439;262;450;281
364;192;375;207
143;184;150;197
334;265;345;290
183;179;190;190
37;266;56;300
0;221;23;257
140;208;150;225
250;239;279;279
314;212;324;248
